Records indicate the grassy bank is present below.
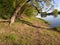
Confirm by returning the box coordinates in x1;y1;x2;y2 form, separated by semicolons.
52;26;60;32
0;16;60;45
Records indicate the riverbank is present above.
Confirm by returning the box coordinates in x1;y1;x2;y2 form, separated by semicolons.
0;16;60;45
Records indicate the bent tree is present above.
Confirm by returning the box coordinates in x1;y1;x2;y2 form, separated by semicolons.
9;0;28;25
9;0;52;25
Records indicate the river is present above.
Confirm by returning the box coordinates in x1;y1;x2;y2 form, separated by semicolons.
36;14;60;28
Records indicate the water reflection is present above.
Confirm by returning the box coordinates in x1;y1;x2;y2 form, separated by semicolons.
36;14;60;28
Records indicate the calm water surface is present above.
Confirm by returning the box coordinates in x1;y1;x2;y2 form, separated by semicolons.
36;14;60;28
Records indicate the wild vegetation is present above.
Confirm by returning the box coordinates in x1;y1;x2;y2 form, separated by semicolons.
0;0;57;24
0;16;60;45
0;0;60;45
53;26;60;32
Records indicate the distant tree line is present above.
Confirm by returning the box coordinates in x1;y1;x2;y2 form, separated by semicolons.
40;9;59;17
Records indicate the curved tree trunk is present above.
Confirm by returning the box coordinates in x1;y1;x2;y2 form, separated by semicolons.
9;0;27;25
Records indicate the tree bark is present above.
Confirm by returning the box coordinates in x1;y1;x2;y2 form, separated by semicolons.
17;4;31;18
9;0;27;25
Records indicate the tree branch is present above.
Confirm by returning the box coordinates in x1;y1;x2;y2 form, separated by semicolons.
32;5;40;13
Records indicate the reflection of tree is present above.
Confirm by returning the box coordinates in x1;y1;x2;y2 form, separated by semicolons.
53;15;58;18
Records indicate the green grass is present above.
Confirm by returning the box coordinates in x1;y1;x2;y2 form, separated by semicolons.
5;34;17;41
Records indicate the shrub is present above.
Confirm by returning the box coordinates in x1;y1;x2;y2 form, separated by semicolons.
53;26;60;32
52;9;58;17
41;12;47;17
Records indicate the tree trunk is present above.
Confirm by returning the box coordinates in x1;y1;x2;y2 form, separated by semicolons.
17;4;30;18
9;0;27;25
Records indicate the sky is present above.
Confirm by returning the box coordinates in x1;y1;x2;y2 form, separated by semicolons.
41;0;60;12
54;0;60;11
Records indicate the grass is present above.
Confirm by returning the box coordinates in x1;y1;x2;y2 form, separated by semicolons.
5;34;17;41
53;26;60;32
0;16;60;45
38;18;50;25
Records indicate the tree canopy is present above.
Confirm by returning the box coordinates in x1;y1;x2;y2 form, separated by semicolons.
0;0;57;25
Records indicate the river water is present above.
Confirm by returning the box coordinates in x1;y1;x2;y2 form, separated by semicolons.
36;14;60;28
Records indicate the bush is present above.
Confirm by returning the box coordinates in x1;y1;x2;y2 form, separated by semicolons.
41;12;47;17
53;26;60;32
53;9;58;15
